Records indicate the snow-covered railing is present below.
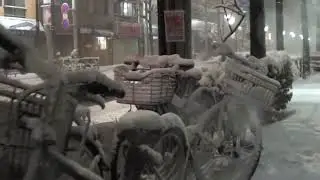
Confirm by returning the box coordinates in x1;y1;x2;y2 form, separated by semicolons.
54;57;100;72
1;57;100;77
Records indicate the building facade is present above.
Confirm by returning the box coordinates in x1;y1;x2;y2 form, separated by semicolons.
0;0;46;57
0;0;36;18
42;0;142;65
112;0;142;64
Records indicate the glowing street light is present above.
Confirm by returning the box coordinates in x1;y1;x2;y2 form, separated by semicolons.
283;31;286;35
289;32;296;38
299;34;303;40
264;25;269;32
268;33;272;40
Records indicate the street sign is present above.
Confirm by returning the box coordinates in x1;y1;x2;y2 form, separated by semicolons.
164;10;185;42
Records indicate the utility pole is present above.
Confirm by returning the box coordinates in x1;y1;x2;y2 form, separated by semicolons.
35;0;40;48
157;0;192;58
301;0;311;78
204;0;209;53
46;0;55;61
276;0;284;50
249;0;266;58
72;0;79;53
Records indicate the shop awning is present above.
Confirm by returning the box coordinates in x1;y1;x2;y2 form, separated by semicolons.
0;16;44;36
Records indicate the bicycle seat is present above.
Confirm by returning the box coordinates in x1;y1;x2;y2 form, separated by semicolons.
117;110;164;132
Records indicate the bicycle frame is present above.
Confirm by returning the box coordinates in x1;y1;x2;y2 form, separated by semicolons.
0;25;125;180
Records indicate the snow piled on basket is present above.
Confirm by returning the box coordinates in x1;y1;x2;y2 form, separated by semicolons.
195;56;226;87
235;51;300;80
194;51;299;88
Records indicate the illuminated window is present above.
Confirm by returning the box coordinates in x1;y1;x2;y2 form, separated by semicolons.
97;37;107;50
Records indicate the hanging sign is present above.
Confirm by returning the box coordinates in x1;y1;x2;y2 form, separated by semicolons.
61;2;70;29
164;10;185;42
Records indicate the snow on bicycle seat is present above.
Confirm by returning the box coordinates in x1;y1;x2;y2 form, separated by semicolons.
117;110;165;131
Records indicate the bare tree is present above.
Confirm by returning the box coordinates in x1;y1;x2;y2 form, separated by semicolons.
140;0;155;55
192;0;245;55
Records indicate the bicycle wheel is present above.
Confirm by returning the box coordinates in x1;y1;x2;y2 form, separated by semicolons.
111;127;188;180
188;106;263;180
57;133;107;180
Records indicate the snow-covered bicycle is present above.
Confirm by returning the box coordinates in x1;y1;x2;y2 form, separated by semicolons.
111;42;280;180
0;25;126;180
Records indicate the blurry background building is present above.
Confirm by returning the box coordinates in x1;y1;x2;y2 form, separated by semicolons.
0;0;318;64
0;0;45;50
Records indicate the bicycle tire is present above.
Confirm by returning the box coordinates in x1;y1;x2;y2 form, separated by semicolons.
57;133;107;180
111;127;188;180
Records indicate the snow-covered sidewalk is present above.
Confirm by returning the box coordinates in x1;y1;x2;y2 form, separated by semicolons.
253;74;320;180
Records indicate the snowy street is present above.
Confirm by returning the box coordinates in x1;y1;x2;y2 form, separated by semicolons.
253;74;320;180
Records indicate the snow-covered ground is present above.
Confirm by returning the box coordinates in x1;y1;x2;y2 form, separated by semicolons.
253;74;320;180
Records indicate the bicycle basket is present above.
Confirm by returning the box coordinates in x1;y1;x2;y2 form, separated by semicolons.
114;66;176;105
223;59;281;107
